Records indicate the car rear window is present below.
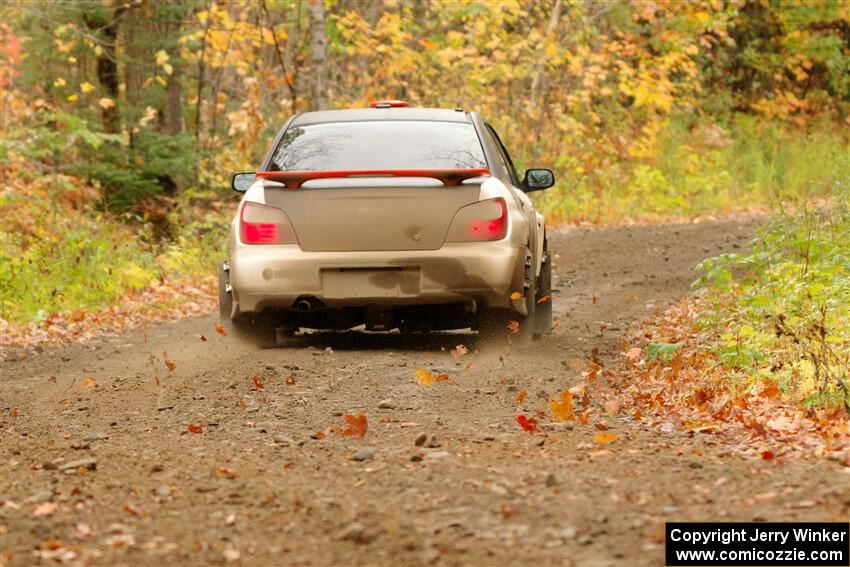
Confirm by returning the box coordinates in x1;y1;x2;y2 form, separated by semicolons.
268;121;487;171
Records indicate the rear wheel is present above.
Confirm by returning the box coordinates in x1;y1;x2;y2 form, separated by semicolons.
478;247;536;347
219;261;293;348
534;238;553;338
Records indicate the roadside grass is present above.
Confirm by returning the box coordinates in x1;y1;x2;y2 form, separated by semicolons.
601;190;849;461
0;172;229;327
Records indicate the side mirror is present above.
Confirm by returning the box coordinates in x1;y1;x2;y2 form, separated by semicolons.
522;168;554;192
231;172;256;193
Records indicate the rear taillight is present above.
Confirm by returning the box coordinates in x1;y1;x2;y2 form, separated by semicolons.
239;202;298;245
445;197;508;242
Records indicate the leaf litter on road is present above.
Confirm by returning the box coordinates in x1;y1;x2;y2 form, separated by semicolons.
337;413;368;437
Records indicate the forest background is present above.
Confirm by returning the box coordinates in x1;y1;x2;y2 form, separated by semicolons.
0;0;848;411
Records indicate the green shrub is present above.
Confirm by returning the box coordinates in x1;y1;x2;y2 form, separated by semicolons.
0;216;160;323
695;192;850;409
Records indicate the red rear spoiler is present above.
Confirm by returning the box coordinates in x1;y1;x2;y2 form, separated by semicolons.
256;168;491;189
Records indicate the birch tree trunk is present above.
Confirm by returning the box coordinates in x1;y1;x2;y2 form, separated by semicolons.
307;0;328;110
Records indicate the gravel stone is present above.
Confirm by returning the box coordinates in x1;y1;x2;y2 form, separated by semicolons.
351;448;375;462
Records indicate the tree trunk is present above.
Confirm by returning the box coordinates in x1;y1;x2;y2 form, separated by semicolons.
82;5;122;133
164;63;182;136
122;3;149;147
529;0;562;114
307;0;328;110
262;0;298;112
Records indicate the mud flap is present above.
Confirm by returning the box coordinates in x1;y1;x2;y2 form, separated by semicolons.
534;241;553;337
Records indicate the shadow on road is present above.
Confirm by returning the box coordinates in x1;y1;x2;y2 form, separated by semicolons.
275;328;483;352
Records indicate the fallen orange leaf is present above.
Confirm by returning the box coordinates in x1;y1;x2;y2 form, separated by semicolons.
415;368;433;386
214;323;228;336
435;373;450;383
451;344;468;358
761;380;781;400
515;388;528;404
507;320;520;334
625;346;642;361
338;413;368;437
83;376;97;389
187;423;203;434
603;399;622;415
585;361;602;382
593;431;618;444
550;391;575;421
251;375;264;389
215;466;236;479
163;351;175;372
536;294;551;304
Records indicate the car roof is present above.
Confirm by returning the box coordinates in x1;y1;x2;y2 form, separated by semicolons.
291;108;473;126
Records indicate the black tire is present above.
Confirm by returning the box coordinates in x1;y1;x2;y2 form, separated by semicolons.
230;312;282;348
534;239;553;338
218;261;289;348
478;248;536;348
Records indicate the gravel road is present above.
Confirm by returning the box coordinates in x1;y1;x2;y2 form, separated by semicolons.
2;219;846;567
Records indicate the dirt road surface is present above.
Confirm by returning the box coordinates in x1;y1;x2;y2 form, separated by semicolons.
2;220;847;567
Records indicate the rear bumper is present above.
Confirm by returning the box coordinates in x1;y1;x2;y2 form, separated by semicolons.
228;240;523;314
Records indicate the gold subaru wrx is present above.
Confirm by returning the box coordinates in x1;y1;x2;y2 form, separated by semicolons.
220;102;554;346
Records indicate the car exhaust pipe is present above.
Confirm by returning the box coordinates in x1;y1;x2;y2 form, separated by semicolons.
294;296;323;312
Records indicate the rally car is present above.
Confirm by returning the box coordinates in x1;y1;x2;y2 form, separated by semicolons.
220;101;554;346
